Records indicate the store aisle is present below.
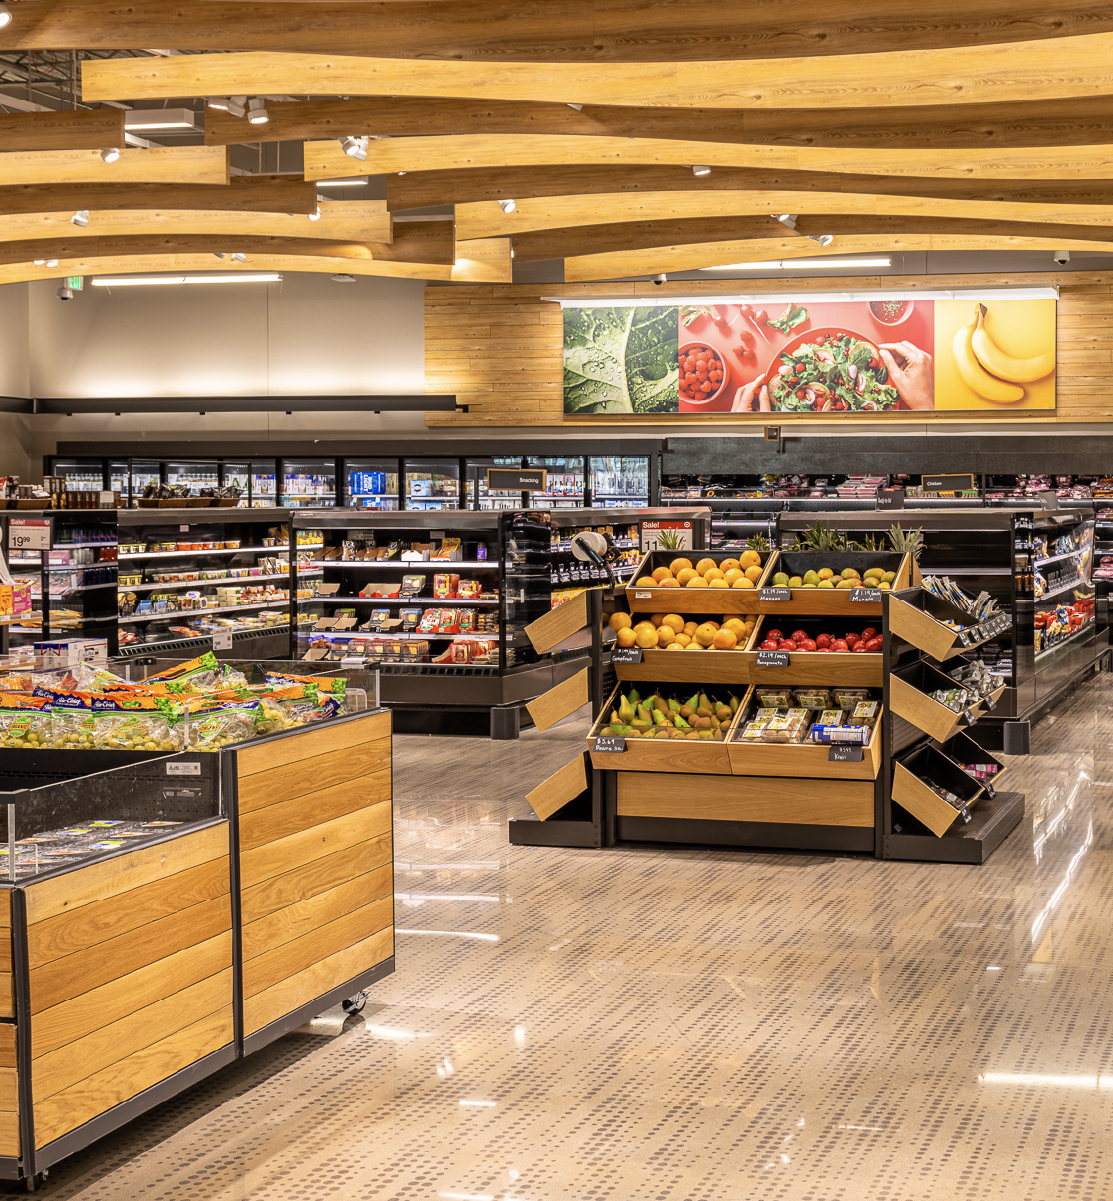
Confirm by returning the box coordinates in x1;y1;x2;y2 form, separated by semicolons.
38;680;1113;1201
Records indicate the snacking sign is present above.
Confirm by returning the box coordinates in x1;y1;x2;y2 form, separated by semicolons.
562;297;1056;415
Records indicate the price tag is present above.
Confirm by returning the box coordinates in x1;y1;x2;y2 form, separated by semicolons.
166;761;201;777
759;587;791;602
634;591;652;599
212;630;233;651
180;525;189;532
611;647;643;664
593;734;627;753
850;588;882;603
984;783;996;800
962;707;978;725
9;518;50;551
982;693;997;712
958;805;973;824
957;630;971;646
756;649;791;667
828;745;864;763
877;488;906;510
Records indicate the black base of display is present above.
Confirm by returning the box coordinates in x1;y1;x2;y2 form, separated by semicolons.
885;790;1025;864
615;816;875;855
508;813;601;848
242;956;396;1058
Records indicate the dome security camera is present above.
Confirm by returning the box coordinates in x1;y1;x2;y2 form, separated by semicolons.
56;286;74;301
1053;250;1071;265
652;273;667;285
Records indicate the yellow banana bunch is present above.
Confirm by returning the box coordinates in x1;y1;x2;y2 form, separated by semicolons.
971;303;1055;384
952;311;1024;404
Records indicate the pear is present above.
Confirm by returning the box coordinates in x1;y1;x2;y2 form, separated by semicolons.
674;715;691;729
699;692;713;710
667;697;681;711
610;709;620;725
617;696;634;724
729;695;740;713
653;708;668;726
627;687;642;706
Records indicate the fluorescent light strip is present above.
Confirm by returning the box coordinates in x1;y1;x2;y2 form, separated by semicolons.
90;274;283;287
396;928;500;942
123;108;198;131
545;287;1059;308
703;257;893;271
316;178;369;188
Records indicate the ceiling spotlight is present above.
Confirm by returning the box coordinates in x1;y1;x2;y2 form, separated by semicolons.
308;207;322;222
691;165;711;176
231;252;247;262
331;273;356;283
0;9;11;28
71;210;89;228
33;260;45;267
498;199;517;214
340;135;368;161
212;252;226;259
567;102;584;111
809;233;835;247
772;213;798;229
100;147;121;163
46;259;58;267
209;95;246;118
247;98;270;125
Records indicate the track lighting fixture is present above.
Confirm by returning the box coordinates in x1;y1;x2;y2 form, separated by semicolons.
212;252;226;259
46;259;58;268
208;95;247;118
340;135;368;161
772;214;798;229
0;9;11;28
308;207;322;222
499;199;517;214
100;147;121;163
71;210;89;228
567;103;584;111
247;98;270;125
231;253;247;262
808;233;835;247
691;165;711;176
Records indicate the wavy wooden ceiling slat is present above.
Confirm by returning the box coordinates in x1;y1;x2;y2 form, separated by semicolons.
456;191;1113;239
0;176;318;216
564;233;1113;281
205;93;1113;153
7;0;1109;61
310;133;1113;182
513;213;1113;261
0;146;228;187
0;108;124;152
385;165;1113;210
0;203;391;245
80;39;1113;110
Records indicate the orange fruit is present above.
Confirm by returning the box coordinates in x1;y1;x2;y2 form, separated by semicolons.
634;627;659;649
616;627;637;648
695;622;718;647
723;569;745;586
608;612;633;632
704;620;720;630
734;577;756;589
671;632;692;647
650;613;668;627
635;577;656;587
745;564;763;582
683;621;698;636
661;613;685;633
709;579;728;589
651;566;674;584
719;558;741;573
660;578;680;588
684;642;705;650
696;558;718;577
656;625;675;646
669;557;694;576
666;642;686;651
633;620;657;637
739;550;761;568
712;628;738;650
703;567;725;583
723;618;747;637
686;576;709;588
675;567;698;587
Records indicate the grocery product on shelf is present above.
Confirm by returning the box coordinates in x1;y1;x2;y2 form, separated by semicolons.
608;610;756;652
633;549;765;590
599;685;741;740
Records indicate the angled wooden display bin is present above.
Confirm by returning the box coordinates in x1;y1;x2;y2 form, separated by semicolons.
888;592;1011;661
624;549;774;615
742;617;885;686
727;713;883;781
891;744;985;838
745;550;911;617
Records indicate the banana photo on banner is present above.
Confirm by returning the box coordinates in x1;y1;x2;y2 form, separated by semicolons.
934;298;1056;410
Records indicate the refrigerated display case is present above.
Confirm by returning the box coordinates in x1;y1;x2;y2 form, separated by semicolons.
346;459;401;510
405;459;461;510
589;455;650;506
249;459;279;507
165;460;220;496
469;457;522;511
528;456;586;509
50;459;105;491
280;459;337;508
128;460;161;502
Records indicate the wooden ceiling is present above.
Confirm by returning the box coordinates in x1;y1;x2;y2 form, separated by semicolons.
0;1;1112;282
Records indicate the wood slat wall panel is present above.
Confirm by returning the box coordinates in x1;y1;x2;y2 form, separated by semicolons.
239;770;390;853
425;274;1113;426
237;736;391;814
241;864;392;962
235;711;390;777
34;1008;232;1150
0;1024;14;1070
242;895;393;999
241;834;393;926
0;1068;14;1111
0;1112;15;1159
244;927;393;1037
239;803;392;891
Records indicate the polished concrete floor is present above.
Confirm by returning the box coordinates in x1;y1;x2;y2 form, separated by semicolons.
35;677;1113;1200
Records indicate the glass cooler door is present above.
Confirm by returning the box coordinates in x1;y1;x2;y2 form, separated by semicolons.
280;459;337;508
346;459;400;510
250;459;279;507
590;455;649;506
405;459;461;510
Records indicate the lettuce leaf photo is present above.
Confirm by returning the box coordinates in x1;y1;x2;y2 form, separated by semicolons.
563;306;679;413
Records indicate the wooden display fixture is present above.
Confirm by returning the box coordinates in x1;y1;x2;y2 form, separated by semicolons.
741;616;884;686
624;549;772;614
889;660;986;743
615;771;875;828
891;744;984;837
728;704;883;781
887;591;1009;661
937;730;1009;793
586;681;744;774
617;608;756;683
756;550;910;616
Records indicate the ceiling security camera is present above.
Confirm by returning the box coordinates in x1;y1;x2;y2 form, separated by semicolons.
652;273;667;285
56;286;73;301
1053;250;1071;265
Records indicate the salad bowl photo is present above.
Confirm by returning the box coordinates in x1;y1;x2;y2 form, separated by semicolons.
764;327;901;413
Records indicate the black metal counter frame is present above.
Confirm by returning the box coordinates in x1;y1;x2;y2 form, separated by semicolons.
0;706;394;1188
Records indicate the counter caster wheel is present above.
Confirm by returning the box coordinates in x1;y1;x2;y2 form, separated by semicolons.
24;1168;48;1193
341;991;368;1016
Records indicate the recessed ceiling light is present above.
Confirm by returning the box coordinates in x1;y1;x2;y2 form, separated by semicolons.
701;256;892;271
124;108;198;131
316;178;368;188
90;273;283;287
0;9;12;28
691;165;711;176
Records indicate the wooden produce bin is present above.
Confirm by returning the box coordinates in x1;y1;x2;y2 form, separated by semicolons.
938;731;1009;793
755;551;910;616
728;708;883;782
888;591;1011;662
587;682;744;774
742;617;884;687
892;744;985;837
889;661;987;742
625;549;773;615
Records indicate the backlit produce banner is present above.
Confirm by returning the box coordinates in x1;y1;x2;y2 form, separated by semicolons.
562;297;1056;415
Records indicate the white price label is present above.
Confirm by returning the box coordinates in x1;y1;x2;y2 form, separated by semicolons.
9;518;50;551
212;630;233;651
166;761;202;777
